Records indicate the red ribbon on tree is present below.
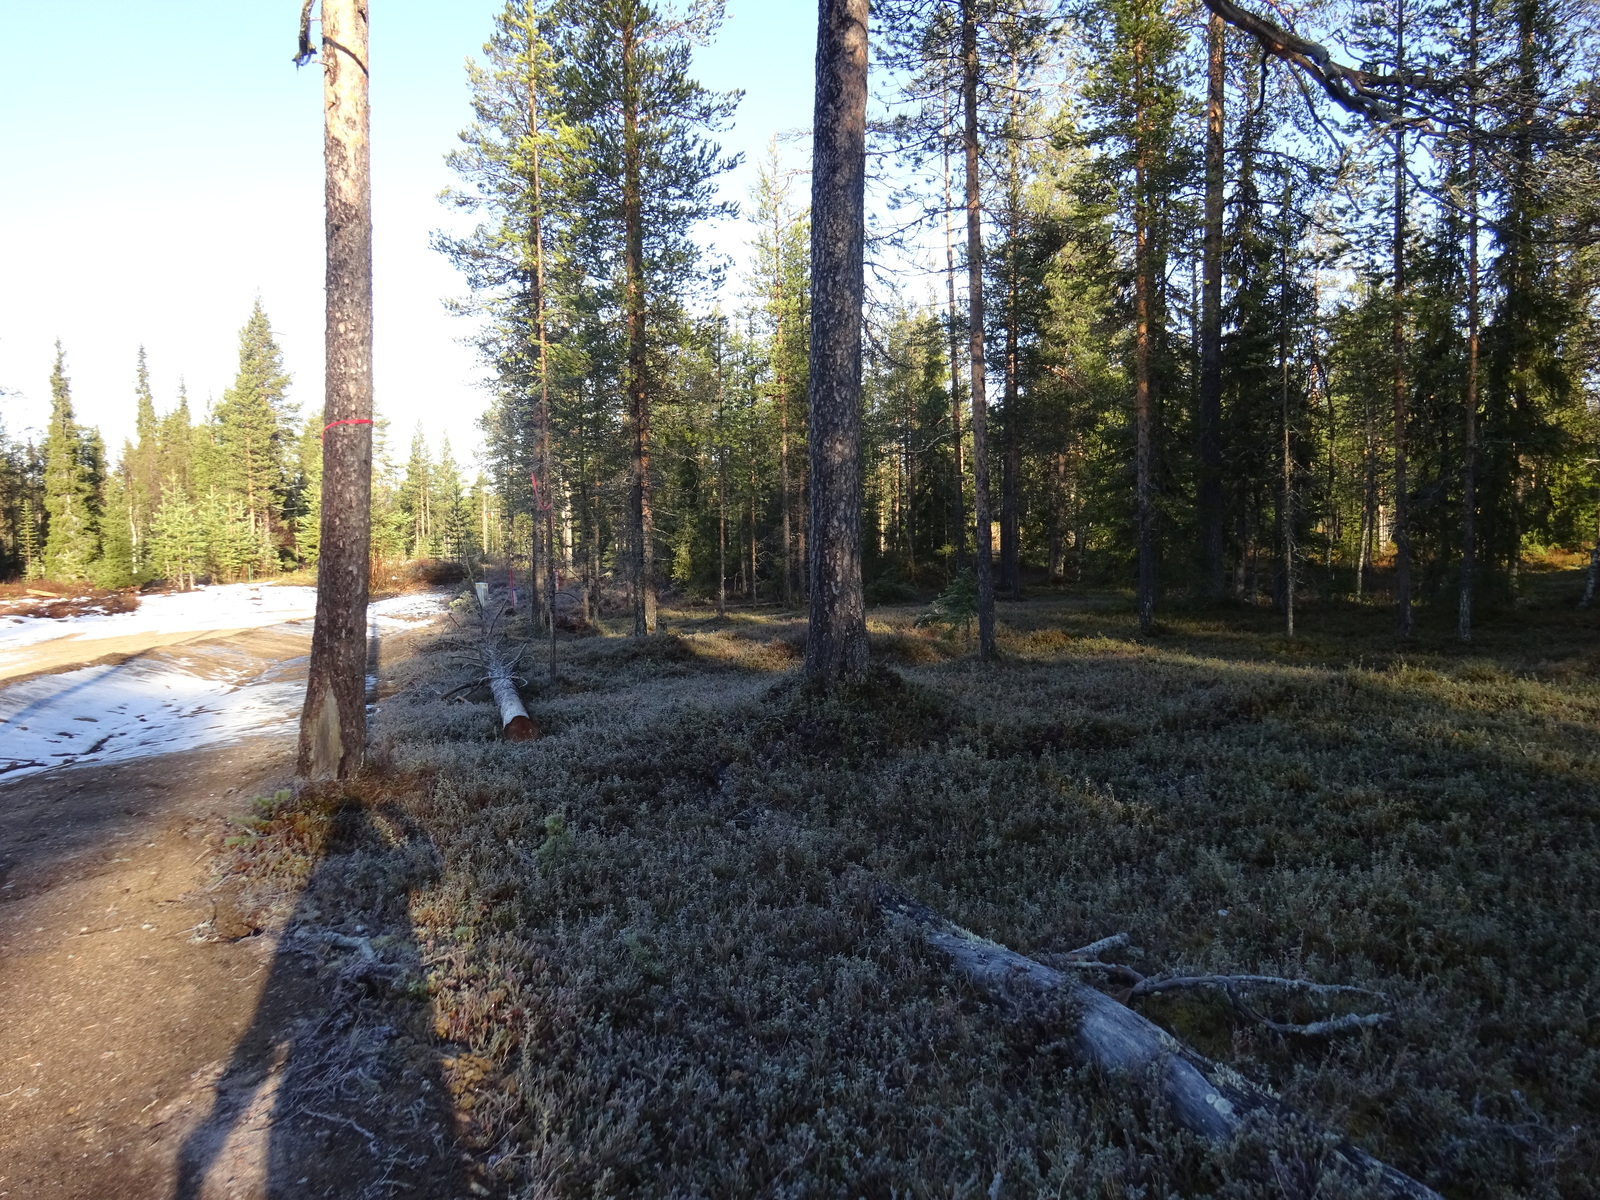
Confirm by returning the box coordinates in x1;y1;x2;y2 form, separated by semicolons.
321;417;374;440
529;470;553;513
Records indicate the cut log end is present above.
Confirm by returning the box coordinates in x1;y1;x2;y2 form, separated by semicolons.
502;714;539;742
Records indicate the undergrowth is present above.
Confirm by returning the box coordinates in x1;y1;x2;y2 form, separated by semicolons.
247;578;1598;1198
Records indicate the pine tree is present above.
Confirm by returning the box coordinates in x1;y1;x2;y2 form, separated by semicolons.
40;343;100;580
439;0;576;632
805;0;871;683
557;0;739;635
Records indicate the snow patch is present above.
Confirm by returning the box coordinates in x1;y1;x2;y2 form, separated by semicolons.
0;585;454;779
0;655;306;777
0;582;320;654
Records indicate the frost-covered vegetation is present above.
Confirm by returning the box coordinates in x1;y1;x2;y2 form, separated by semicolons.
235;568;1599;1198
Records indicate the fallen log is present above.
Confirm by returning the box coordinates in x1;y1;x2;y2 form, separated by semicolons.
879;887;1442;1200
485;641;537;742
447;584;538;742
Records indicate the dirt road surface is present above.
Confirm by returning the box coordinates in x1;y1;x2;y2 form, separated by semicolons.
0;600;468;1200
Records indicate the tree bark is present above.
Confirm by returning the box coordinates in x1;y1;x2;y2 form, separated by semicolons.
999;103;1022;600
942;89;967;572
1198;12;1227;601
1133;33;1156;635
1458;0;1480;642
298;0;373;781
621;18;656;637
804;0;870;685
486;641;537;741
1279;186;1294;639
1391;2;1413;639
961;0;997;660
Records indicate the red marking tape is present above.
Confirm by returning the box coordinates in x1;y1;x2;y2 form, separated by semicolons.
529;470;553;513
321;418;374;440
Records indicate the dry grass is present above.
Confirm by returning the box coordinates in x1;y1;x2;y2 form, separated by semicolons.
246;570;1600;1198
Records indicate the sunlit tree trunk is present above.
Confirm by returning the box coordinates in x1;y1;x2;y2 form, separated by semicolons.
942;89;967;571
621;19;656;636
1198;11;1226;600
1133;31;1156;634
1391;0;1413;638
960;0;997;659
298;0;373;781
804;0;870;684
1458;0;1481;641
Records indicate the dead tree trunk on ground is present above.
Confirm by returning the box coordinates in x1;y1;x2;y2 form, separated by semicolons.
880;888;1441;1200
297;0;374;781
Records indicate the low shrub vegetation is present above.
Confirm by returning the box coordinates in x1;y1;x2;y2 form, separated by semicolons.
246;577;1598;1198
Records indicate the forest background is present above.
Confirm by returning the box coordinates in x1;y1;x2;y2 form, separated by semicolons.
1;0;1596;643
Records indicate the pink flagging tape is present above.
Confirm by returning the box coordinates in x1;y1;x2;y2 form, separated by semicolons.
321;418;374;440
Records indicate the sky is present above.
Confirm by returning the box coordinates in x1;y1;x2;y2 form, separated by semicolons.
0;1;817;467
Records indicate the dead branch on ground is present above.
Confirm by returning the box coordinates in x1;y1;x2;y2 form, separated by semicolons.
880;886;1440;1200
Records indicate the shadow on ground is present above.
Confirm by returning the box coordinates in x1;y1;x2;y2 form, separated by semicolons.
172;797;472;1200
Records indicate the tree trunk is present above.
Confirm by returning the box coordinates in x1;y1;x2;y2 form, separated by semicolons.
999;110;1022;600
961;0;997;660
1358;394;1376;597
1133;33;1156;635
1198;12;1226;601
804;0;870;685
1458;0;1480;642
1391;3;1412;638
942;89;967;572
486;641;537;741
1280;193;1294;640
298;0;373;782
621;19;655;636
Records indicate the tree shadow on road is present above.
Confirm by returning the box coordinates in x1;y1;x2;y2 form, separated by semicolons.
171;793;473;1200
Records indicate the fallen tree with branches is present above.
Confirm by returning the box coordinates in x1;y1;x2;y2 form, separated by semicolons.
879;886;1442;1200
439;585;537;741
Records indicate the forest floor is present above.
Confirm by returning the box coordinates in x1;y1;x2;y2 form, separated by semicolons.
4;567;1597;1199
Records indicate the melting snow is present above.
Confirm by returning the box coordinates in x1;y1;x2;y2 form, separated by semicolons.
0;585;452;779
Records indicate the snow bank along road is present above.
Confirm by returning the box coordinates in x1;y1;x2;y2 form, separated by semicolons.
0;584;447;779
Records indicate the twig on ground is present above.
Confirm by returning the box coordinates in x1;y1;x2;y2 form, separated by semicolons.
1065;932;1132;959
1132;973;1388;1001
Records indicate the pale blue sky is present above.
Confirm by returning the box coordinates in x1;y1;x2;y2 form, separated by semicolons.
0;1;816;464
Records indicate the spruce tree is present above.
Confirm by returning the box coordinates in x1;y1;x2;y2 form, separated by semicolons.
40;343;99;581
128;347;162;574
213;300;294;574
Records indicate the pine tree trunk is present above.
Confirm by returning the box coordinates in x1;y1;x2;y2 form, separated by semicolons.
961;0;997;660
942;90;967;572
1000;313;1021;598
1458;0;1480;642
999;121;1022;600
621;19;655;636
1280;207;1295;640
298;0;373;782
1133;34;1156;635
1581;533;1599;610
1391;5;1413;639
1198;12;1227;601
804;0;870;685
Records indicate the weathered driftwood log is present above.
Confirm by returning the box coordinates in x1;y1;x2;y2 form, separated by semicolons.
485;642;537;742
879;887;1441;1200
